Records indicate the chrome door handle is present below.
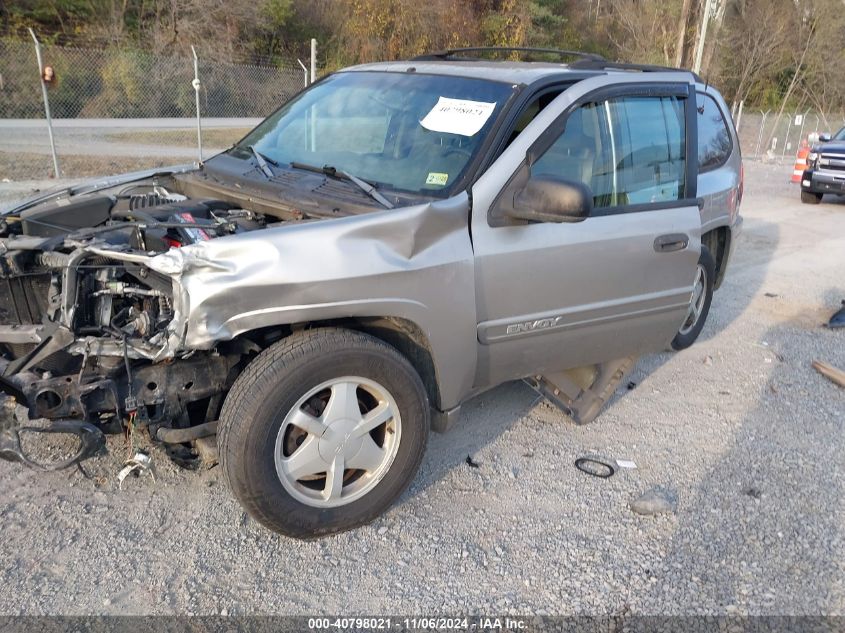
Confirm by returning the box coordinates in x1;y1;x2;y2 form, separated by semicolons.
654;233;689;253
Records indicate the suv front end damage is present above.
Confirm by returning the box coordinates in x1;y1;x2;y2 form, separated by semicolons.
0;53;744;537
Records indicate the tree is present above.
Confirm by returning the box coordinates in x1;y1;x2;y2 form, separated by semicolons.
674;0;698;67
715;0;791;106
605;0;682;65
4;0;845;113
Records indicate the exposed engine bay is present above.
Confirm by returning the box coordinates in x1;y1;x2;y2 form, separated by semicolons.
0;171;284;469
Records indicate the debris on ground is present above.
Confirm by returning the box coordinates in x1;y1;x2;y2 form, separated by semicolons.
117;451;156;489
465;455;481;469
630;489;675;516
756;343;784;362
764;292;779;298
812;360;845;389
828;301;845;329
574;456;616;478
615;459;637;470
193;436;219;468
1;397;105;472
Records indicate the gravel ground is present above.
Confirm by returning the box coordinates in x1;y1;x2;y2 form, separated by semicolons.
0;162;843;616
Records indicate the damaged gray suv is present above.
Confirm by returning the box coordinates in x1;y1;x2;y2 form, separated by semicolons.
0;48;743;537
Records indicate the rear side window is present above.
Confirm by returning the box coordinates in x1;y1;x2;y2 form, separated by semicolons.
697;94;732;171
533;94;686;210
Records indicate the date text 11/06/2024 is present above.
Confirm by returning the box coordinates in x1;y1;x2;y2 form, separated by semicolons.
308;617;528;630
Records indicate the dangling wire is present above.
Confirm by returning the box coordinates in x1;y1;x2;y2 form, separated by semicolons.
121;336;138;458
125;410;137;458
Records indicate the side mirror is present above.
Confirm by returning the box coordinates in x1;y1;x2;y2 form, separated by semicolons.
507;175;593;224
819;133;832;143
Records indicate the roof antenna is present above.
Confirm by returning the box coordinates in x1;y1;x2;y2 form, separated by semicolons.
698;78;709;114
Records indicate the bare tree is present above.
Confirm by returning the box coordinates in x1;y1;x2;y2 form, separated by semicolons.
606;0;682;65
795;0;845;121
715;0;790;104
764;2;821;150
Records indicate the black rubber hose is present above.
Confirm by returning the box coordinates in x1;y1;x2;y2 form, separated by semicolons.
110;208;159;224
156;420;219;444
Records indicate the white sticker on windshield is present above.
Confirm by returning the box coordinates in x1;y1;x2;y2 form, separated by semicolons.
420;97;496;137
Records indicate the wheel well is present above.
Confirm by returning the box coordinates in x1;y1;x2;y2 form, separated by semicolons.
348;317;442;411
237;317;443;410
702;226;731;290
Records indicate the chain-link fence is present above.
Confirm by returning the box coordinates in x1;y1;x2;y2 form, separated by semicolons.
0;38;312;181
4;36;845;182
735;109;845;162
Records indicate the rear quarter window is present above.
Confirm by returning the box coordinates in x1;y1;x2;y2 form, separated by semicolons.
697;93;732;172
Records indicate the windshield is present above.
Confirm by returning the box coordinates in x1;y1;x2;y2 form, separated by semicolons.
834;127;845;141
232;71;516;196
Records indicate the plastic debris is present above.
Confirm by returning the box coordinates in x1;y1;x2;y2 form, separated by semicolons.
630;488;675;516
117;451;155;489
616;459;638;469
1;395;105;471
828;301;845;329
574;456;616;478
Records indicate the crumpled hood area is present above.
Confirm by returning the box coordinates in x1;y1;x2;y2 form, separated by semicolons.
147;193;475;351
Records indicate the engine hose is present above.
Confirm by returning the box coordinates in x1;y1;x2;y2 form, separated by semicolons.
110;208;159;224
156;420;219;444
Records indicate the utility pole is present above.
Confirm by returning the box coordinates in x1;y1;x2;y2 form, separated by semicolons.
693;0;716;74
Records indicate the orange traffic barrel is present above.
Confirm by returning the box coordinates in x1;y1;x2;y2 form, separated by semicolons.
791;142;810;183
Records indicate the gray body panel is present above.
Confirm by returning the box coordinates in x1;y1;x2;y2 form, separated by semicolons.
696;86;742;234
470;73;703;387
694;85;744;286
144;194;478;410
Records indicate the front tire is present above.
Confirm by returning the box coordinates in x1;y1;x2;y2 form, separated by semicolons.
671;247;715;351
218;328;429;538
801;190;823;204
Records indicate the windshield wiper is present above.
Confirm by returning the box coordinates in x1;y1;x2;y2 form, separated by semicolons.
290;161;394;209
247;145;277;179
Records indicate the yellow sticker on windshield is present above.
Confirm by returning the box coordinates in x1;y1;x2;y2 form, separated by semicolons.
426;172;449;186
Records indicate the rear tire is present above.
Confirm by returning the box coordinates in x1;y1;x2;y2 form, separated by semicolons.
801;190;823;204
671;247;715;351
218;327;429;538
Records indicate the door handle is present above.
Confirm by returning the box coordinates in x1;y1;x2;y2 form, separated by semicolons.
654;233;689;253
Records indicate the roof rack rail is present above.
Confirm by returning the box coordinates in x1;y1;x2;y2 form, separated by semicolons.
410;47;606;63
569;59;703;82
